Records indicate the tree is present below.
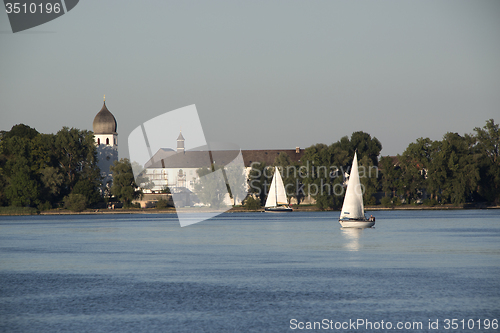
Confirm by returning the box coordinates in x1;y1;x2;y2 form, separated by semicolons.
244;196;261;210
350;131;383;166
110;158;142;207
301;143;339;210
194;166;229;209
0;124;104;209
64;193;87;212
224;163;247;205
379;156;401;198
426;133;479;204
397;138;433;203
247;162;271;206
2;124;39;140
474;119;500;203
358;154;379;205
273;152;301;204
54;127;100;194
73;178;100;206
40;166;64;205
4;157;40;207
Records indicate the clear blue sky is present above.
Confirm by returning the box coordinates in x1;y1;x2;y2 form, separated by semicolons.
1;1;499;158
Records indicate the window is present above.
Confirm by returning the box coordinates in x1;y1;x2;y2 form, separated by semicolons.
106;138;109;145
97;138;100;145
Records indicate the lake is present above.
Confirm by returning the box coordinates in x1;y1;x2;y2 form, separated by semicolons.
1;210;499;332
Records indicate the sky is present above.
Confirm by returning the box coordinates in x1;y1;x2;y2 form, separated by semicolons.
1;0;499;159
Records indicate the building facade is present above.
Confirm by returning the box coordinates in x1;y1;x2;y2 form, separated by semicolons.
140;132;304;196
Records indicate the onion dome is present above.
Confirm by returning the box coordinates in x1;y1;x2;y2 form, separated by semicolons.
93;101;117;134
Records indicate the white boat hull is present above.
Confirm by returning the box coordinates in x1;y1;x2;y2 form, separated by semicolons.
265;206;293;212
338;219;375;228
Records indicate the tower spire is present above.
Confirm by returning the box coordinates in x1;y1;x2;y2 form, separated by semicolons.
177;130;185;153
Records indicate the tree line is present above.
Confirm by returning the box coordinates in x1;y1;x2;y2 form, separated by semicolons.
379;119;499;206
247;119;499;209
0;124;140;211
1;119;498;212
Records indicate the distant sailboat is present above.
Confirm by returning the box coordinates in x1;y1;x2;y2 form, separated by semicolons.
265;167;293;212
339;152;375;228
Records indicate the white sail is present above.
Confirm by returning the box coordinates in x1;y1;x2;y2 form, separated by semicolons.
340;152;365;219
265;167;288;207
275;167;288;205
265;171;277;207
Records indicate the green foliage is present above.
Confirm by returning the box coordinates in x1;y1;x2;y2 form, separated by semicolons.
54;127;101;194
380;196;393;207
0;206;38;215
73;178;101;206
126;202;141;209
156;198;170;209
41;167;64;195
379;156;401;197
474;119;500;204
300;144;338;210
247;162;271;206
37;201;52;211
0;124;103;210
426;133;479;205
299;132;382;210
273;152;302;204
350;131;383;166
244;196;261;210
64;193;87;212
160;186;171;194
224;163;247;205
110;158;142;206
4;157;40;207
2;124;39;140
194;166;228;208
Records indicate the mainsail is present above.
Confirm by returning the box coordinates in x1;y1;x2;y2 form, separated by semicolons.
265;167;288;207
340;152;365;219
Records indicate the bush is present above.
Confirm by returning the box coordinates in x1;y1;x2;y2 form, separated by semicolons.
124;202;140;209
315;195;333;211
380;196;392;207
156;198;170;209
37;201;52;211
366;196;377;205
423;199;438;207
244;196;261;210
64;193;87;212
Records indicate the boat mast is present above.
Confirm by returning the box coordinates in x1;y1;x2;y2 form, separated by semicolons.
275;167;278;206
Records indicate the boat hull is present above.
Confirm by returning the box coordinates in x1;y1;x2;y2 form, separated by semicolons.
338;219;375;228
265;206;293;212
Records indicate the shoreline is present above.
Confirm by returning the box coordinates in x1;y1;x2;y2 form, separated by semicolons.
0;204;498;216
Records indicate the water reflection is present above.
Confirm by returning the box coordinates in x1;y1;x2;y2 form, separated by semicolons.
341;227;370;251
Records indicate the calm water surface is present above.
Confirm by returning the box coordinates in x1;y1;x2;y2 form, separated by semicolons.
1;210;499;332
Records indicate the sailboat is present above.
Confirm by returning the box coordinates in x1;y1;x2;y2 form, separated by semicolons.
265;167;293;212
339;152;375;228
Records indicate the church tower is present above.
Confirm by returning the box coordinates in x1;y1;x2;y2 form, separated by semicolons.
93;96;118;185
177;131;185;153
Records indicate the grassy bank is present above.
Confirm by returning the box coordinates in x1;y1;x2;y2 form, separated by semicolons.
1;204;498;216
0;207;39;215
